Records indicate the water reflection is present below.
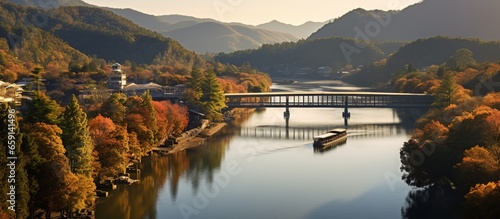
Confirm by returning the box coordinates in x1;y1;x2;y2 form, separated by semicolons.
95;133;232;218
401;187;462;219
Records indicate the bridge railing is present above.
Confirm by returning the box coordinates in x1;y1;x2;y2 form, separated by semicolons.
225;92;433;108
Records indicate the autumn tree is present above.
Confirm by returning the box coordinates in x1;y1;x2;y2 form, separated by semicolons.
28;123;95;216
455;146;499;191
125;96;154;150
89;115;129;179
464;181;500;218
61;95;94;177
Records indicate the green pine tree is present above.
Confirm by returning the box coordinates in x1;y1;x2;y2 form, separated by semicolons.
61;95;94;177
446;48;476;71
24;91;60;125
200;70;227;120
21;134;42;219
433;72;458;108
142;90;158;144
185;68;205;105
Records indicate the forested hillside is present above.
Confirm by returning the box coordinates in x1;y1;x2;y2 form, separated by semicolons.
216;37;384;73
309;0;500;41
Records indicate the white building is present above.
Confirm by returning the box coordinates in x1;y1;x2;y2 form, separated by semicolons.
108;63;127;89
0;81;23;106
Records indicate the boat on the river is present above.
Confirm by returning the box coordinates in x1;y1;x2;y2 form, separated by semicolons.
313;128;347;148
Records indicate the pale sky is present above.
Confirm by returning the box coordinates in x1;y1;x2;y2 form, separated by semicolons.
83;0;422;25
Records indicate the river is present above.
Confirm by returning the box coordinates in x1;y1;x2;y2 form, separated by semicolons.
95;80;442;219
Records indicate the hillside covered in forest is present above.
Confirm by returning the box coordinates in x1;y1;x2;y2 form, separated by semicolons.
0;2;203;67
309;0;500;41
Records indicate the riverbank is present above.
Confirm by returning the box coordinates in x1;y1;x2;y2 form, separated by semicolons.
152;108;255;156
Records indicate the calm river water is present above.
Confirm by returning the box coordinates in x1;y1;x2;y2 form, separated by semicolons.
96;80;439;219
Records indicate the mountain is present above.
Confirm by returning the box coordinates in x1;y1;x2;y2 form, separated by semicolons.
161;22;297;53
385;37;500;70
43;6;203;65
257;20;327;39
7;0;92;8
0;2;203;66
157;14;217;25
0;2;90;69
342;37;500;86
215;37;384;73
309;0;500;41
106;8;172;32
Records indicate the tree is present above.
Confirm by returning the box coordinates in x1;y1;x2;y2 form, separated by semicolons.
184;68;205;104
21;134;42;219
200;70;227;120
455;146;499;191
60;95;94;177
142;90;158;143
446;48;476;71
27;123;79;216
432;72;458;108
464;181;500;218
24;91;60;125
89;115;129;179
0;103;27;219
100;93;127;125
30;66;44;92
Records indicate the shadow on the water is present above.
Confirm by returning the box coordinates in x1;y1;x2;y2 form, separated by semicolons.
401;187;462;219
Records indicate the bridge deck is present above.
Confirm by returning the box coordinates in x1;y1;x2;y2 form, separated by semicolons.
225;92;433;108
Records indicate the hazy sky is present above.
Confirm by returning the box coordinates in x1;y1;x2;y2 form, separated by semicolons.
83;0;421;25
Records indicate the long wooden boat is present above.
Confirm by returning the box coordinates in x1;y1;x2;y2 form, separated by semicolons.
313;128;347;148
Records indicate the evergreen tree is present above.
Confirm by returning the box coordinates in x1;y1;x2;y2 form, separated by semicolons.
21;134;42;219
100;93;127;125
200;70;227;120
436;65;446;78
433;72;458;108
24;91;60;125
61;95;94;177
30;67;44;92
142;90;158;144
10;107;29;219
0;103;15;218
185;68;205;105
446;48;476;71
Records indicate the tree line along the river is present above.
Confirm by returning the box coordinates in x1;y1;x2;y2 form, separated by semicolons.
395;49;500;218
0;60;272;218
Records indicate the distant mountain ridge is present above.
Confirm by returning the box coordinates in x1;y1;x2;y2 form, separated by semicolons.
161;22;297;53
309;0;500;41
6;0;322;53
257;20;328;39
7;0;92;8
109;9;299;53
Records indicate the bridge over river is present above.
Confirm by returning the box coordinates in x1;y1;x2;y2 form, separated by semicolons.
225;92;433;125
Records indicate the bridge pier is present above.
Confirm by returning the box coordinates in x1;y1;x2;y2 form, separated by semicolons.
284;96;290;119
342;97;350;126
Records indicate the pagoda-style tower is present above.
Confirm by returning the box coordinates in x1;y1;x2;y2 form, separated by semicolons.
108;63;126;89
